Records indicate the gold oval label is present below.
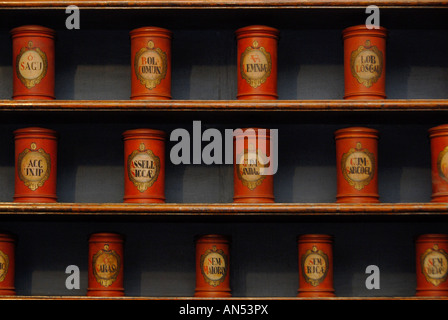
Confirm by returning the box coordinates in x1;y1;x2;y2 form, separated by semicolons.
240;40;272;89
17;143;51;191
200;246;228;287
421;244;448;286
127;143;161;192
236;144;268;190
16;41;48;89
92;244;121;288
350;40;383;88
437;146;448;183
301;246;329;287
341;142;375;190
0;250;9;282
134;40;167;90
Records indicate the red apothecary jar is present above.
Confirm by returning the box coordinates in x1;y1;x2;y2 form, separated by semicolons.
429;124;448;202
194;234;231;297
130;27;172;100
123;129;166;203
297;234;335;297
14;127;58;203
233;128;274;203
342;25;387;100
235;25;279;100
11;25;56;100
87;232;125;297
415;234;448;297
0;233;16;296
334;127;379;203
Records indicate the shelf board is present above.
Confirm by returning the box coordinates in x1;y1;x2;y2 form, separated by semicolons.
0;0;447;9
2;99;448;112
0;295;446;300
0;202;446;217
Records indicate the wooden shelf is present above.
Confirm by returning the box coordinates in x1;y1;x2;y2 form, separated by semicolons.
0;202;446;217
0;0;447;9
2;99;448;112
0;295;446;300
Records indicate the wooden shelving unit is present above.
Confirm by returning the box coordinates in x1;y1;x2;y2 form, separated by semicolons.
1;99;448;112
0;0;447;301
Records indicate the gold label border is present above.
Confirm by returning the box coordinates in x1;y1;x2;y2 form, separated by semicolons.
421;244;448;287
0;250;9;282
16;41;48;89
301;245;329;287
134;41;168;90
437;146;448;183
17;143;51;191
341;142;375;191
350;40;383;88
92;244;121;288
240;40;272;89
236;149;267;190
127;144;161;193
200;245;228;287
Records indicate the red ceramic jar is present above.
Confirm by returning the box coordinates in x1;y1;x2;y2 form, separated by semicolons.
334;127;379;203
342;25;387;100
235;25;279;100
429;124;448;202
0;233;16;296
415;234;448;297
130;27;172;100
123;129;166;203
297;234;335;297
14;127;58;203
11;25;55;100
194;234;231;297
233;128;274;203
87;232;125;297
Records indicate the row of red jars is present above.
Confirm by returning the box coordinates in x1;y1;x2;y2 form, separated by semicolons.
13;125;448;204
1;232;445;297
11;24;386;101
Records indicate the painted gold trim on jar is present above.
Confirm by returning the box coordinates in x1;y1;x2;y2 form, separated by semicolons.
17;142;51;191
134;40;168;90
126;142;161;192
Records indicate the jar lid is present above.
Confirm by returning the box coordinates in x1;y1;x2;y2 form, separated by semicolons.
342;24;388;40
10;25;56;38
88;232;125;243
416;234;448;243
13;127;58;139
429;124;448;138
334;126;379;140
123;128;166;140
0;232;17;243
297;234;333;243
233;128;271;139
235;25;280;39
194;234;231;243
129;26;173;39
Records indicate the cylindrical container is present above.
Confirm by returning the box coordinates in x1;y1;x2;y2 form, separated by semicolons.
14;127;58;203
0;233;16;296
11;25;56;100
233;128;274;203
429;125;448;202
194;234;231;297
123;129;166;203
342;25;387;100
415;234;448;297
87;232;124;297
334;127;379;203
130;27;172;100
297;234;335;297
235;25;279;100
